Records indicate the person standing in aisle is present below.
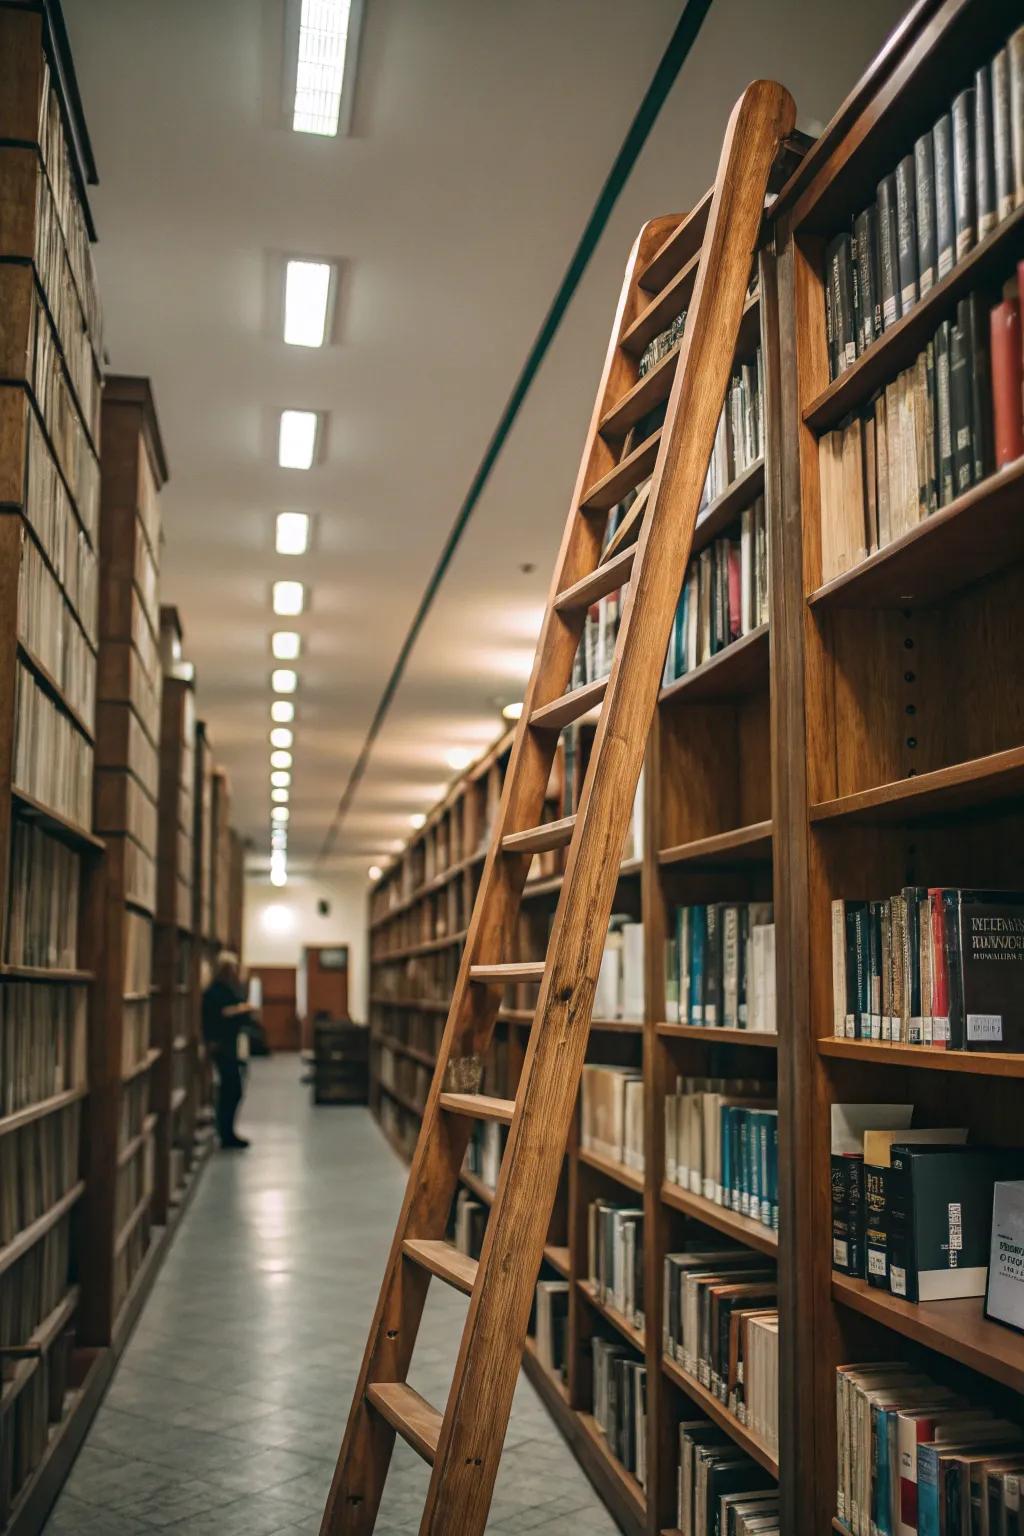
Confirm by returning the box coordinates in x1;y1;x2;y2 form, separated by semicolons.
202;951;254;1149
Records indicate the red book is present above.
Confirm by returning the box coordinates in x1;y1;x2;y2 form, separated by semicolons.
727;543;741;639
928;888;950;1049
990;297;1024;467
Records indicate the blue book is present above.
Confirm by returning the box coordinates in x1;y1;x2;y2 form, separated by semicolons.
720;1107;733;1207
770;1118;779;1231
689;905;706;1024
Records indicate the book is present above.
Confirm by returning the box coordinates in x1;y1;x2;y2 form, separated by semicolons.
990;294;1024;467
877;173;901;331
888;1145;1024;1302
1011;26;1024;210
894;155;918;317
993;46;1014;220
914;132;937;296
951;87;977;262
975;62;997;240
985;1181;1024;1332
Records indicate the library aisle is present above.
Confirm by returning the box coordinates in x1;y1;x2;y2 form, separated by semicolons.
43;1059;617;1536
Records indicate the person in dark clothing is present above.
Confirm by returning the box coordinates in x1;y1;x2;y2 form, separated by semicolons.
202;951;254;1149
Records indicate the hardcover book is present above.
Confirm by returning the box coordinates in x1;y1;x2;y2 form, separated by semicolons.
985;1180;1024;1332
888;1146;1024;1302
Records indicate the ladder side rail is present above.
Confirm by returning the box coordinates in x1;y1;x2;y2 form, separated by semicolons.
421;78;796;1536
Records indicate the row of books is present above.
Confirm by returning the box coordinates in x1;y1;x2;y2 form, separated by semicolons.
677;1419;779;1536
662;498;769;686
534;1278;569;1381
5;822;79;970
119;1075;149;1146
638;309;686;377
13;661;93;827
0;982;86;1118
664;1250;778;1450
17;404;98;645
831;888;1024;1051
823;23;1024;383
30;155;100;443
465;1120;505;1191
121;999;151;1078
120;835;157;917
817;283;1018;584
376;1046;430;1114
702;350;765;509
830;1102;1024;1303
32;54;104;355
114;1135;154;1233
665;904;777;1034
112;1201;151;1319
581;1064;644;1171
95;770;159;854
588;1198;644;1330
665;1079;779;1234
835;1358;1024;1536
18;529;96;731
27;298;99;542
123;909;153;998
0;1319;72;1527
0;1101;80;1246
592;1336;646;1488
372;1007;444;1062
377;1095;419;1163
594;918;644;1022
115;703;160;805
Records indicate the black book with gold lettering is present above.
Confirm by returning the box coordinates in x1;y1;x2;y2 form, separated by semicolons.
946;891;1024;1052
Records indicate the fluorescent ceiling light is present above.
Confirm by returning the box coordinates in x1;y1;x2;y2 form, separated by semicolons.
271;700;295;723
272;806;290;823
270;727;294;750
292;0;352;136
368;864;382;880
410;813;426;830
270;749;293;769
275;512;310;556
284;260;333;347
271;787;290;803
270;866;287;887
272;580;305;615
271;770;291;788
502;701;523;721
272;630;302;659
446;748;473;771
278;410;318;470
272;668;298;694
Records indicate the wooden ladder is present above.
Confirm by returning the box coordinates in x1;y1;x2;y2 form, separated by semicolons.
322;78;795;1536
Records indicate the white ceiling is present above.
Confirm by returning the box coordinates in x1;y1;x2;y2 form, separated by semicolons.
64;0;906;878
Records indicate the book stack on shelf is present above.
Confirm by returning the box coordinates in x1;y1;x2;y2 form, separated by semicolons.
0;4;100;1527
766;4;1024;1530
89;374;166;1329
155;607;203;1205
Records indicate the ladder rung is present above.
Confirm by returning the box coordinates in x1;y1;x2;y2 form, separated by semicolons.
501;815;575;855
470;961;546;985
529;677;607;732
403;1238;479;1296
554;550;634;614
365;1382;441;1464
440;1091;516;1125
580;429;661;512
620;250;700;359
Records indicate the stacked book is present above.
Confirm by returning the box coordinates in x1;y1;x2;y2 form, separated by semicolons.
831;887;1024;1050
581;1065;644;1172
662;497;768;685
665;903;776;1033
676;1420;779;1534
594;918;645;1023
592;1336;646;1487
822;23;1024;386
665;1077;779;1235
587;1198;644;1330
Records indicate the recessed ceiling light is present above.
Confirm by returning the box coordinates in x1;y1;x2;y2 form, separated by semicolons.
271;806;290;823
284;259;334;347
410;813;426;829
271;835;287;852
275;512;310;555
446;748;473;771
278;410;319;470
272;580;305;615
272;630;302;659
271;786;290;803
272;668;298;694
270;749;293;769
270;727;294;750
271;700;295;723
502;701;524;721
270;865;287;887
292;0;353;136
271;770;291;788
368;864;382;880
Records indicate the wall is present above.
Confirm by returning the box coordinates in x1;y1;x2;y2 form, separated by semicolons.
244;871;368;1020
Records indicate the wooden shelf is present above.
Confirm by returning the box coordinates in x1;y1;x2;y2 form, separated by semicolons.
0;1086;87;1139
803;204;1024;434
378;1080;426;1119
114;1188;153;1256
691;458;766;560
809;746;1024;826
575;1413;647;1524
122;1046;161;1084
661;1179;778;1257
11;786;103;852
662;1353;778;1478
375;1032;436;1069
0;965;92;983
659;820;773;869
578;1279;645;1353
0;1285;80;1415
373;929;468;963
17;638;95;744
543;1244;570;1278
659;623;769;705
370;994;450;1013
0;1181;85;1280
459;1168;495;1206
818;1035;1024;1078
578;1146;644;1193
832;1272;1024;1393
807;456;1024;611
580;429;661;512
116;1113;157;1168
656;1021;778;1048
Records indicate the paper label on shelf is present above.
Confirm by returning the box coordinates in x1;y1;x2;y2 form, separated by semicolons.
967;1014;1002;1042
868;1249;887;1278
833;1237;849;1266
890;1264;907;1296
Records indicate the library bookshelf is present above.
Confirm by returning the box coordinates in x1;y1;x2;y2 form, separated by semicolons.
366;5;1024;1531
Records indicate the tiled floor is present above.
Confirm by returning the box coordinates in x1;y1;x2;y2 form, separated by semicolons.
45;1056;618;1535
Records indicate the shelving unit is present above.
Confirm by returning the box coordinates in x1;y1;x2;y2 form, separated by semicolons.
766;0;1024;1528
